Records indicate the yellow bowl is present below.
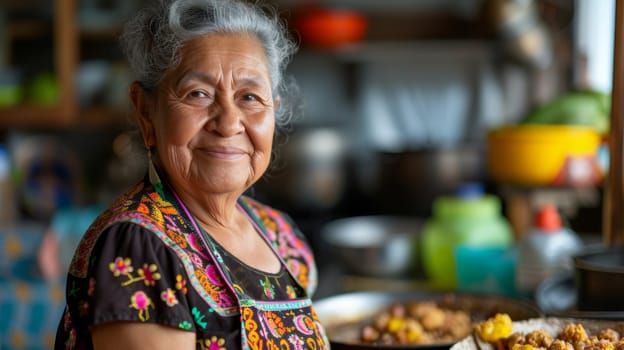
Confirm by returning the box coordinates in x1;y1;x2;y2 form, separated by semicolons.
487;125;602;186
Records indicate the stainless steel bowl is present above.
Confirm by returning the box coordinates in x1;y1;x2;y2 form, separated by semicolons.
320;215;424;277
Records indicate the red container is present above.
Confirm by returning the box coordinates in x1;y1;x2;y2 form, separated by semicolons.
291;7;367;49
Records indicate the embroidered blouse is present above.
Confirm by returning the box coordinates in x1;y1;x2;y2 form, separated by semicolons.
54;177;329;350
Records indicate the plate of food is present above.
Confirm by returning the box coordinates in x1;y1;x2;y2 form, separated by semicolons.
313;291;542;349
452;314;624;350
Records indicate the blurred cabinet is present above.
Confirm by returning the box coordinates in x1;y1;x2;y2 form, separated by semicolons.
0;0;130;129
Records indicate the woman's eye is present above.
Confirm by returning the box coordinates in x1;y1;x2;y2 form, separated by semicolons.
189;90;209;98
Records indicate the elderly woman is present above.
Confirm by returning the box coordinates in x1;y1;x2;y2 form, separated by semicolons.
54;0;328;349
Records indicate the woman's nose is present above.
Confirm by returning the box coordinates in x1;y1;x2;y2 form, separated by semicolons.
208;100;244;136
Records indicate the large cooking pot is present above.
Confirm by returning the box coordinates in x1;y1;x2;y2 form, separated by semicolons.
535;246;624;317
314;291;542;350
574;246;624;311
367;147;485;217
255;127;349;211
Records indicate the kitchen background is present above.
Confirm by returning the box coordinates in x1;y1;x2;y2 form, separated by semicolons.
0;0;616;348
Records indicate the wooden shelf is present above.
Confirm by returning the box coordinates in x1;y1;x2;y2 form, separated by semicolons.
8;20;51;40
0;0;80;129
0;104;74;128
79;25;123;41
80;106;133;128
0;104;132;129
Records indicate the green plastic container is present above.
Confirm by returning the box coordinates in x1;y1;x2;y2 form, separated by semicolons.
421;184;513;290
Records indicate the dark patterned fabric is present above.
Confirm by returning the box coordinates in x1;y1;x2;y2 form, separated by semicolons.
54;176;328;350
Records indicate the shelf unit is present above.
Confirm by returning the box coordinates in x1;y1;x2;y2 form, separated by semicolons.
0;0;128;129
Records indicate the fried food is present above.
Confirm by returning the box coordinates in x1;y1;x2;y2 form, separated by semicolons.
475;313;514;343
476;315;624;350
359;301;473;346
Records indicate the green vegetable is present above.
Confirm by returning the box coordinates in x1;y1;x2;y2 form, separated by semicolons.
521;90;611;134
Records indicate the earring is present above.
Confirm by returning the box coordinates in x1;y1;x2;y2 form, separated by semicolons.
148;148;165;198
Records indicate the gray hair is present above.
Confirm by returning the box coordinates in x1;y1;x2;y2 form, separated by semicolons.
119;0;300;129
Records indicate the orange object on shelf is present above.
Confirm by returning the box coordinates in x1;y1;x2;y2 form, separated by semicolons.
291;6;367;49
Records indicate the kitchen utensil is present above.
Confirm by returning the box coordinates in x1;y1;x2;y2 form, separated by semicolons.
370;147;485;217
487;124;602;187
574;246;624;311
320;215;423;277
314;291;542;350
255;127;349;211
536;271;624;319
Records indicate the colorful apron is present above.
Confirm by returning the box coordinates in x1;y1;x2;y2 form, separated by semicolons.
55;176;329;350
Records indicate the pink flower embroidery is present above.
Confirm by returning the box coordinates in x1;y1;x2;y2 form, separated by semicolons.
78;300;89;316
160;288;178;306
188;252;201;269
109;257;133;276
87;278;96;296
206;264;224;286
138;263;161;286
63;308;71;330
129;291;154;321
201;336;226;350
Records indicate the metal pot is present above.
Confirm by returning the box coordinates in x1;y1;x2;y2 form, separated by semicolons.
255;127;349;211
574;246;624;311
366;147;485;217
320;215;424;278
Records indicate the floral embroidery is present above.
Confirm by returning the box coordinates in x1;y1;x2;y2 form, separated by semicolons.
110;258;162;287
63;307;71;330
259;276;275;299
192;306;208;329
175;274;188;294
198;336;226;350
161;288;178;306
190;252;203;269
67;328;76;350
286;285;297;299
205;264;224;286
129;291;154;321
58;180;328;349
287;334;304;348
137;202;150;214
67;280;80;297
109;257;133;277
138;263;161;286
265;311;291;337
78;300;89;316
179;320;192;330
87;278;96;296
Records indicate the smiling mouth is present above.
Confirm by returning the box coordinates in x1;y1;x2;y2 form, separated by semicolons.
199;147;247;160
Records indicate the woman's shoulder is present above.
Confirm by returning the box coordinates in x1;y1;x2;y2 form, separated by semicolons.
67;181;178;276
239;196;296;229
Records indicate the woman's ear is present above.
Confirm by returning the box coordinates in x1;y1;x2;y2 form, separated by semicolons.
129;82;156;147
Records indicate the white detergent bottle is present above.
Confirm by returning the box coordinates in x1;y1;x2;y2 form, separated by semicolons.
516;203;583;295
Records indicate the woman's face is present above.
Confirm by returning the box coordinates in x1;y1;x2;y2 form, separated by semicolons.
139;33;276;197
